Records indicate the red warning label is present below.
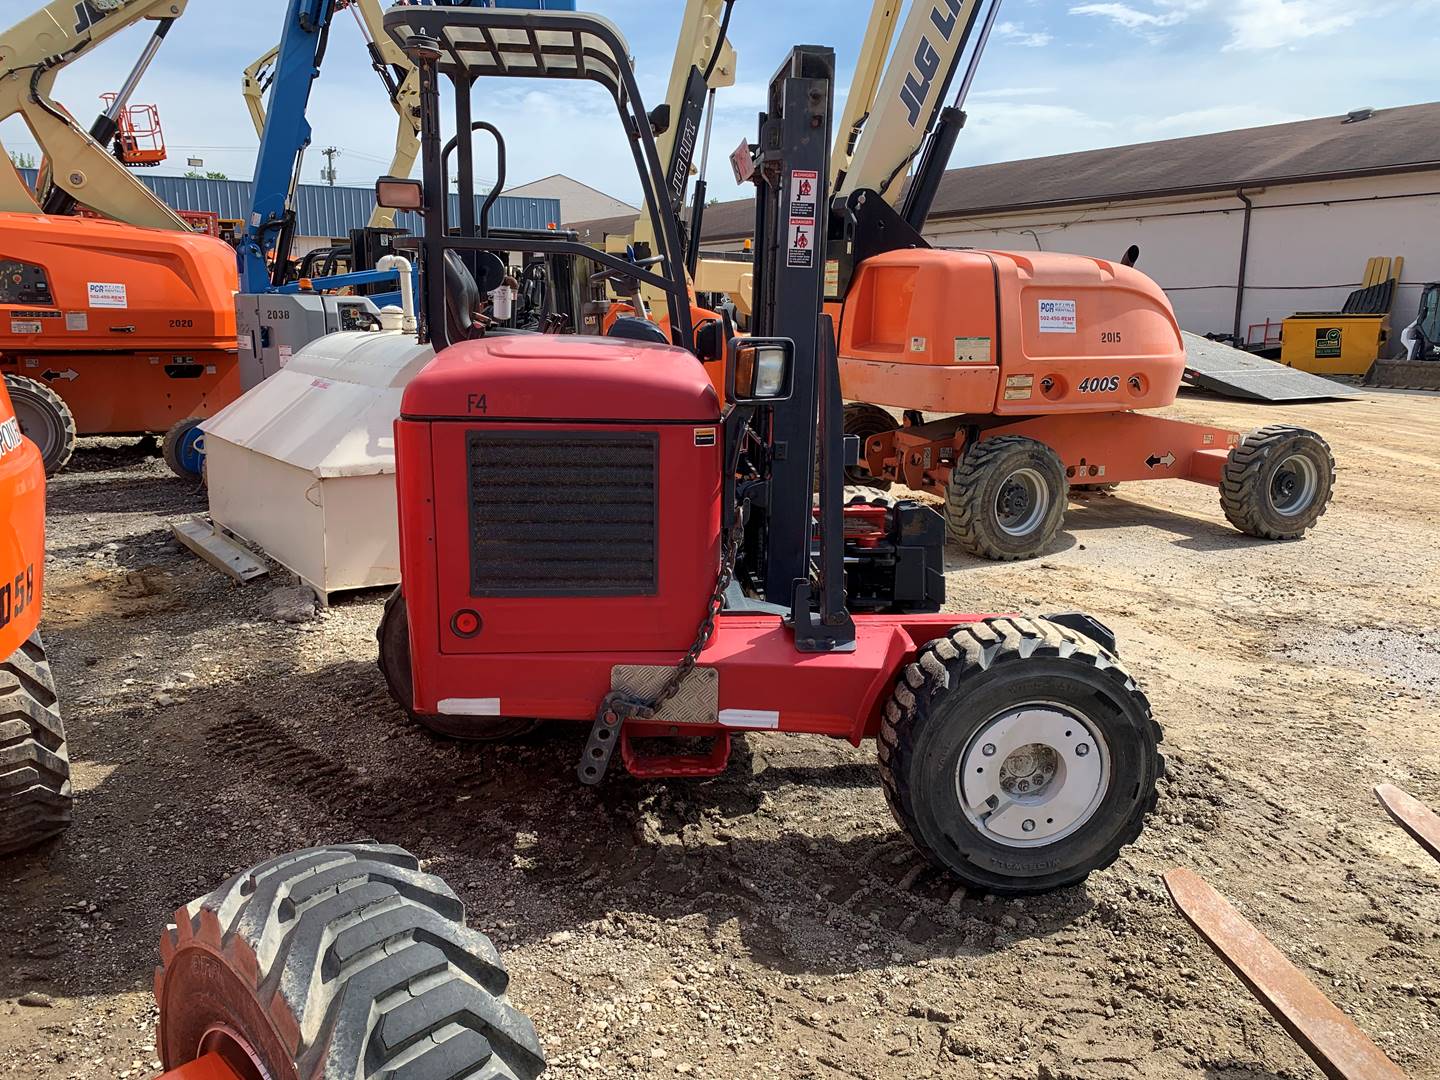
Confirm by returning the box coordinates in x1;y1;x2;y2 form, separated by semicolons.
789;169;818;218
787;218;814;267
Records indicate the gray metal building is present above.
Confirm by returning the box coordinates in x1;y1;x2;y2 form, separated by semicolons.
18;169;561;239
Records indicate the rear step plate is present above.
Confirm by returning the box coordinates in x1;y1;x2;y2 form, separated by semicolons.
1181;333;1363;403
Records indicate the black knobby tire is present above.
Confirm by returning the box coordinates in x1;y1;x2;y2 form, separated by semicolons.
162;417;206;481
842;403;899;489
1219;425;1335;540
377;588;538;742
877;616;1163;894
945;436;1066;560
4;375;76;476
0;632;72;857
154;844;546;1080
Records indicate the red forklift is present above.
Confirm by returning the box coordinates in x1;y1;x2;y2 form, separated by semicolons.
374;6;1163;895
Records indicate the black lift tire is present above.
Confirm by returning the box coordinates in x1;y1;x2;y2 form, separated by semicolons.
377;587;539;742
162;417;206;481
0;632;72;857
1220;425;1335;540
878;615;1163;895
154;843;546;1080
842;402;899;489
945;436;1066;560
4;375;76;476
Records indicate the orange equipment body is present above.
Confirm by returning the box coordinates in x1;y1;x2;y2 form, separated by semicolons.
0;213;241;436
0;379;46;659
839;248;1239;493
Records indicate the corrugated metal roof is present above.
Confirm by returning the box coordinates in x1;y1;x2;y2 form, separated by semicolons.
17;169;560;236
570;101;1440;241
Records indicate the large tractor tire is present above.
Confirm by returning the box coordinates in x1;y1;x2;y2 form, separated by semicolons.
377;588;539;741
878;616;1162;894
1219;425;1335;540
4;375;76;476
945;436;1067;560
0;632;72;857
154;843;546;1080
841;402;899;489
162;417;207;482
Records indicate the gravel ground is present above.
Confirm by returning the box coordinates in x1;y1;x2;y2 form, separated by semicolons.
1;387;1438;1080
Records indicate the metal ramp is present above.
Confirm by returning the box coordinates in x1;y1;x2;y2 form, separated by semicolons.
1181;333;1363;403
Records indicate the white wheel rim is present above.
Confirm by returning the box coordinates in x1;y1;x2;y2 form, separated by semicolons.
994;467;1050;537
1268;453;1319;516
957;704;1111;848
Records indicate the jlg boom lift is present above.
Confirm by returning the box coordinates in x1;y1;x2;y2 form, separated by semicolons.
374;5;1162;895
824;0;1337;558
0;0;242;477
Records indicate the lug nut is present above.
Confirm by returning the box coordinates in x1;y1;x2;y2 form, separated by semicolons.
1076;743;1090;757
982;743;997;756
1022;819;1036;832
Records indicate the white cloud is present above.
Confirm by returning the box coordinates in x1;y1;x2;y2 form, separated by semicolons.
1070;0;1362;50
1069;3;1188;29
994;21;1053;47
1221;0;1357;50
968;87;1058;100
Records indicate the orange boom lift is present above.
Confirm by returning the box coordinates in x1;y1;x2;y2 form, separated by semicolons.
0;0;239;475
695;0;1336;559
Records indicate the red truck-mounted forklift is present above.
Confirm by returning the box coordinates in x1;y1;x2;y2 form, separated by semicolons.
373;7;1162;895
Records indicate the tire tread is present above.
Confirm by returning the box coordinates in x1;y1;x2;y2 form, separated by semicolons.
156;844;545;1080
0;632;71;858
878;616;1163;894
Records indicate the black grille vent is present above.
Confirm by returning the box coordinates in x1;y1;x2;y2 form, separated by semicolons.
467;431;658;596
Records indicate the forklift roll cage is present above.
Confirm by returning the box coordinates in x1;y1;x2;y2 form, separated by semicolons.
383;7;694;353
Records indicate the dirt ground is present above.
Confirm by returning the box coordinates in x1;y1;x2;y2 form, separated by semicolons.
2;386;1438;1080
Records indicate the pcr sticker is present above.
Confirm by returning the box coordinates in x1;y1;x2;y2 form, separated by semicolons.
1038;298;1076;333
87;282;128;309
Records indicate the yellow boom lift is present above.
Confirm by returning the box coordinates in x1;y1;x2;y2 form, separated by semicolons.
0;0;193;230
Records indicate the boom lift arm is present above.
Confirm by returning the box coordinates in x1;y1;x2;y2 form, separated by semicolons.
629;0;736;305
242;0;421;230
0;0;193;230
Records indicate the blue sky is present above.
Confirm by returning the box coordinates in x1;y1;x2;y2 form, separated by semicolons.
4;0;1436;208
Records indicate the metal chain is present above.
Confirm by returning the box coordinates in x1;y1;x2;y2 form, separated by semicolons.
613;521;745;722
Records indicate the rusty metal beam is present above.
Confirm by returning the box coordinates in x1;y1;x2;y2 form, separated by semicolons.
1163;867;1408;1080
1375;784;1440;864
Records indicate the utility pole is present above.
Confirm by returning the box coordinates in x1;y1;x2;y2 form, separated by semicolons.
320;146;341;186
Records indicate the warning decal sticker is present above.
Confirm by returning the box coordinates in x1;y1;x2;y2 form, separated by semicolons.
789;169;818;218
1038;298;1077;333
787;219;814;268
9;320;41;335
954;336;992;363
88;282;128;309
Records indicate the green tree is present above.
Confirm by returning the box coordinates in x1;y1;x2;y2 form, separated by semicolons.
8;151;37;170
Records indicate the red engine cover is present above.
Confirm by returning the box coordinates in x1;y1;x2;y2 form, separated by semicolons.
400;334;721;422
397;335;724;708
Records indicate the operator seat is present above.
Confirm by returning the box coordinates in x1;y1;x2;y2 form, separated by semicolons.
442;248;509;343
606;314;669;345
443;249;482;342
